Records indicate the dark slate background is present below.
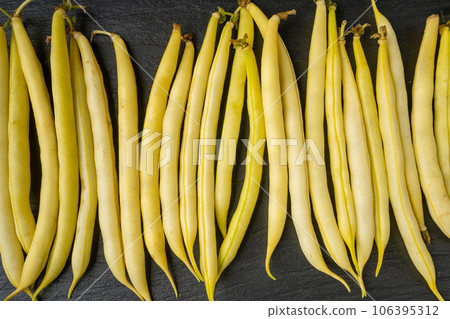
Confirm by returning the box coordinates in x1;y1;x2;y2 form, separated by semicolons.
1;0;450;301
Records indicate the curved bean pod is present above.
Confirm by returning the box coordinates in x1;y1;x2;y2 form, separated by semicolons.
217;42;265;279
215;8;254;237
375;25;442;301
160;37;196;281
302;0;357;287
339;22;374;297
260;13;289;280
6;10;59;300
352;24;389;277
0;22;32;299
179;12;221;282
33;7;79;300
371;0;427;239
92;30;151;301
140;24;183;294
68;37;98;299
198;20;234;300
72;30;142;300
325;5;358;273
433;25;450;196
8;32;34;255
412;15;450;238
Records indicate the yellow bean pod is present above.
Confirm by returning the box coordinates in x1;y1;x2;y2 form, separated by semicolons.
8;32;35;255
303;0;356;288
260;13;289;280
215;8;254;238
140;24;181;295
160;37;197;281
352;25;389;277
434;25;450;196
217;43;265;279
339;22;374;297
179;12;221;282
92;30;151;301
33;7;79;300
198;20;234;301
6;12;59;300
325;5;358;273
73;30;142;300
0;23;32;299
412;15;450;238
68;37;98;299
375;25;442;301
371;0;427;239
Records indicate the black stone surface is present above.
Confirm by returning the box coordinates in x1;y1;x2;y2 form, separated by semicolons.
1;0;450;301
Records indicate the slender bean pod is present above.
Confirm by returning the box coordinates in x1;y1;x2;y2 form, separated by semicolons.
160;36;196;281
0;22;32;299
434;25;450;196
8;32;34;254
248;0;349;289
375;25;443;301
179;12;221;282
371;0;427;240
351;24;389;277
92;30;151;301
67;37;98;299
72;30;142;300
6;7;59;300
302;0;357;287
140;24;183;294
215;8;254;237
260;13;289;280
412;15;450;238
325;5;358;273
32;7;79;300
217;42;265;279
198;20;234;300
339;21;374;297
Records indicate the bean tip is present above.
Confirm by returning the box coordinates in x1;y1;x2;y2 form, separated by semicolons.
238;0;250;8
172;23;181;31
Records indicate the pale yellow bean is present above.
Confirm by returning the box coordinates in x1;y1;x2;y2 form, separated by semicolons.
215;8;254;238
412;15;450;238
0;22;32;299
371;0;427;239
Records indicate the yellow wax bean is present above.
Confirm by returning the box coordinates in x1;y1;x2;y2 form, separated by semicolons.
67;37;98;299
92;29;151;301
215;8;254;237
140;24;182;295
6;6;59;300
351;24;389;277
73;30;142;300
325;5;358;275
179;12;221;282
375;25;443;301
217;42;265;279
371;0;427;240
198;21;233;300
339;21;374;297
0;21;32;299
260;13;290;280
412;16;450;239
302;0;356;288
160;37;197;282
33;7;79;300
8;32;34;255
433;26;450;196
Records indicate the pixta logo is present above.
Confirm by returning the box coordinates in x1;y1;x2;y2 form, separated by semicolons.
126;131;325;175
125;128;172;176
